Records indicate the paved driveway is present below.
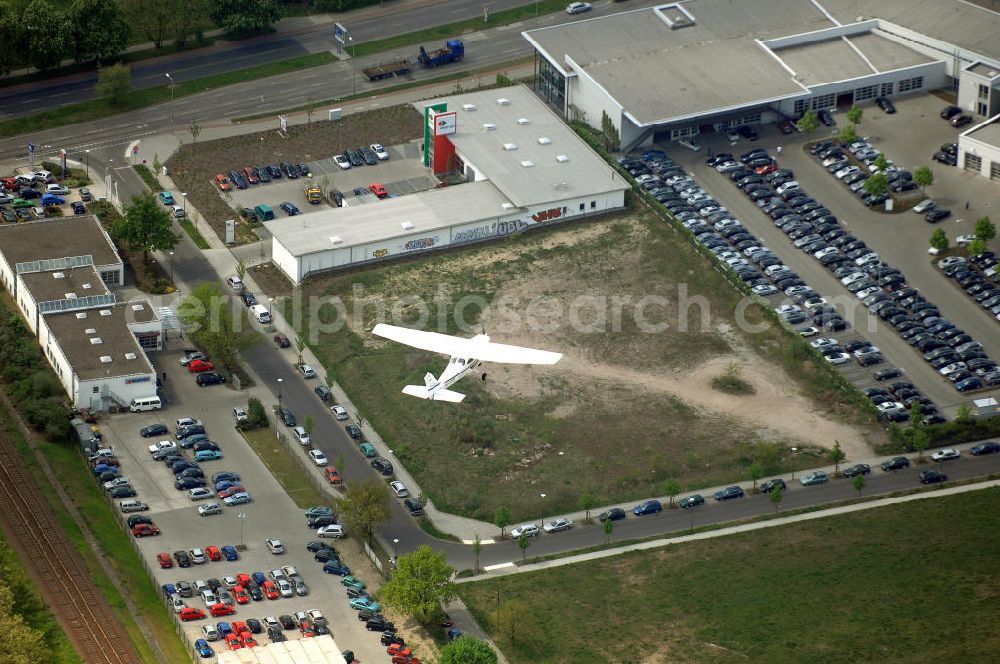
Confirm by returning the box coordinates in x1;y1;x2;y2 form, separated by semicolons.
664;95;999;415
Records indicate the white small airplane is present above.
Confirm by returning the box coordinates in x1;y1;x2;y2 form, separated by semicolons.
372;323;562;402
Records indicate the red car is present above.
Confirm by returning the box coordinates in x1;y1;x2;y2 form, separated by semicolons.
209;603;235;617
179;607;205;622
230;621;247;634
224;633;241;650
755;163;778;174
187;359;214;373
0;176;19;191
156;552;173;568
388;645;412;658
232;586;249;604
214;174;232;191
242;167;259;184
299;619;315;638
235;573;252;588
369;183;387;199
240;632;257;647
218;485;246;499
205;545;222;561
325;467;342;485
261;580;279;600
131;524;160;537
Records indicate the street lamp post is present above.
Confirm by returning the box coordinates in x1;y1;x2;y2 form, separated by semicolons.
392;538;399;563
165;73;175;131
237;511;246;547
349;36;356;96
276;378;283;438
84;149;90;178
169;251;174;283
181;192;187;213
790;447;798;482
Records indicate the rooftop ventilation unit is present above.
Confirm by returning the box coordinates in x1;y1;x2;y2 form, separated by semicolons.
131;303;144;311
462;103;477;111
99;355;112;364
75;312;87;319
520;160;535;168
482;123;496;131
538;137;552;145
124;352;137;360
100;309;112;316
82;283;92;289
401;221;414;230
503;143;518;151
85;328;96;334
89;337;103;345
329;236;343;245
517;117;530;125
65;292;77;299
52;272;65;279
497;98;511;106
501;203;515;210
556;155;570;163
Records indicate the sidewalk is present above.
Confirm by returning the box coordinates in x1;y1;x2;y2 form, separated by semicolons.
456;478;1000;580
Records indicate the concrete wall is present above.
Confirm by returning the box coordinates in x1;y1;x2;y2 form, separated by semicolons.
38;317;75;402
958;117;1000;180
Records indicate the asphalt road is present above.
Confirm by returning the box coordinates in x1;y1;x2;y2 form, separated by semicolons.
0;0;537;119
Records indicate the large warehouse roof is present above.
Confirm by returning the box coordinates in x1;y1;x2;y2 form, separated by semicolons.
524;0;994;126
420;85;628;207
266;180;510;257
43;302;156;380
0;215;120;269
215;634;341;663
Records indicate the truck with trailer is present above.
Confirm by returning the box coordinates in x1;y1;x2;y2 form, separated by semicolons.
418;39;464;68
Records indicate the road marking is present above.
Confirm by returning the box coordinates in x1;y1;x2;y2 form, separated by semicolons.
482;562;514;572
462;538;494;545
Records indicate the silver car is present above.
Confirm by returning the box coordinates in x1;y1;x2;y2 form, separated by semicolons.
294;579;309;596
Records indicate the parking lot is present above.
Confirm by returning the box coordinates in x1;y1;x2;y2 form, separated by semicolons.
661;94;999;416
228;141;438;214
100;349;391;661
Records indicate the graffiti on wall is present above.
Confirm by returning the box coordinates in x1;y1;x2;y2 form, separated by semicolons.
372;248;388;258
531;206;567;222
403;236;440;251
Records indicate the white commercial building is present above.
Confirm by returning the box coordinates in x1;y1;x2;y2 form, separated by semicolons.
524;0;1000;152
267;84;628;284
0;216;162;410
959;113;1000;181
215;634;342;663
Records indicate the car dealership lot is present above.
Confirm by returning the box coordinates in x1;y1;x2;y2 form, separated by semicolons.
663;98;998;414
101;351;387;660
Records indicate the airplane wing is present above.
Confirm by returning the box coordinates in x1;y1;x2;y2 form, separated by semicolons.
372;324;561;365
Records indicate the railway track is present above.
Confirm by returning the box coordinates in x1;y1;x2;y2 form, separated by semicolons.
0;434;140;664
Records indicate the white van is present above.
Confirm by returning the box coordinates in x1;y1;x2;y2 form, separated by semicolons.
129;395;162;412
250;304;272;323
119;499;148;513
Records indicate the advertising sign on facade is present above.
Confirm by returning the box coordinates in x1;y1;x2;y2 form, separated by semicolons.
433;111;457;136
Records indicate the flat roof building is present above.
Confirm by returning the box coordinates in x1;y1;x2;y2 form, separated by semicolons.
0;215;162;411
525;0;1000;152
268;85;627;284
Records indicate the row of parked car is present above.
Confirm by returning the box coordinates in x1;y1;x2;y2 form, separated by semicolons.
932;141;959;167
936;253;1000;330
333;144;390;170
89;444;166;536
214;162;313;192
809;138;918;210
1;172;91;220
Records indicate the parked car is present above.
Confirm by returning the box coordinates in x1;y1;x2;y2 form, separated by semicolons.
713;486;744;500
678;494;705;508
799;471;829;486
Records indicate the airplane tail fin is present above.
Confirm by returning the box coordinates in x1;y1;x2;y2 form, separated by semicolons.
402;385;466;402
423;372;437;388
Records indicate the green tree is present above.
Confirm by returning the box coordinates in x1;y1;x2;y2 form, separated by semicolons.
852;474;866;498
189;118;201;145
208;0;282;35
828;441;846;476
0;4;24;76
497;599;528;646
124;0;172;49
379;545;456;623
930;228;949;253
95;62;132;107
796;110;819;134
603;516;613;546
0;583;47;664
873;154;890;172
974;216;996;243
913;165;934;194
152;154;163;180
493;506;510;539
600;110;620;150
173;0;209;47
69;0;130;64
177;282;258;372
336;452;345;474
747;462;764;493
472;534;482;573
295;334;306;365
956;404;973;423
906;403;929;461
863;172;889;197
245;396;267;429
336;478;391;543
439;635;497;664
839;124;857;145
661;479;681;507
578;492;597;523
846;104;863;124
968;238;987;256
25;0;72;71
235;258;246;281
113;191;177;261
517;532;531;561
769;485;783;512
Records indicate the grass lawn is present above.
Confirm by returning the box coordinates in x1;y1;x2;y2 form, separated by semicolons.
242;427;331;509
0;402;185;664
267;206;879;522
459;486;1000;663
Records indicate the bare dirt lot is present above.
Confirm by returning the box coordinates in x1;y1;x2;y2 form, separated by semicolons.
263;205;882;520
166;105;424;244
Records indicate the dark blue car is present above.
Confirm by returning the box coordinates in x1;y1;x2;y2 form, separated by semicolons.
251;572;266;587
195;638;212;658
971;441;1000;456
633;499;662;516
323;560;351;576
221;545;239;561
713;486;745;501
